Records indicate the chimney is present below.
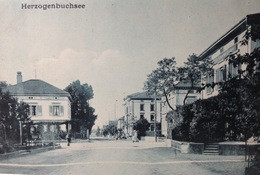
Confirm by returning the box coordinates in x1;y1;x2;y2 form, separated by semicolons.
17;72;22;84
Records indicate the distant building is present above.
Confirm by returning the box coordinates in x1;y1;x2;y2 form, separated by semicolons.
4;72;71;140
161;81;201;138
117;116;125;130
123;92;161;136
199;13;260;99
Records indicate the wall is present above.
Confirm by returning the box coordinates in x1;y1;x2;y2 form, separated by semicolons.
16;95;71;122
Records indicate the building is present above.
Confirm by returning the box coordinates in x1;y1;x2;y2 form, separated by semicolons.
4;72;71;140
123;92;161;136
200;13;260;99
161;81;201;138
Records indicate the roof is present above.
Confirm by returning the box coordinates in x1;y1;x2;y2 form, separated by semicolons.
199;13;260;60
3;79;71;98
175;81;200;90
126;92;160;100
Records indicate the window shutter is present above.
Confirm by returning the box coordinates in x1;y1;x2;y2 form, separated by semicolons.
37;106;42;116
29;106;32;116
49;106;53;116
60;106;64;116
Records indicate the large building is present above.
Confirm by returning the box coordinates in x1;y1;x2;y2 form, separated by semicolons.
123;92;161;136
4;72;71;140
200;13;260;99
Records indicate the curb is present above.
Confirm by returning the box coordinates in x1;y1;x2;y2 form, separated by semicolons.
0;145;61;160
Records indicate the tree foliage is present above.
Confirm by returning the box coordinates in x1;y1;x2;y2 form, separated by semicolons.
178;54;213;105
64;80;97;135
144;58;178;110
133;118;150;137
102;122;117;136
0;89;30;147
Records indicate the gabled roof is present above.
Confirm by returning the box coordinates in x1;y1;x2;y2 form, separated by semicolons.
3;79;70;98
126;92;160;100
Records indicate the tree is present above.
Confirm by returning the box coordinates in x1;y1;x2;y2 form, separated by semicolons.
64;80;97;136
102;122;117;136
95;126;101;136
178;54;213;105
144;58;178;110
0;89;30;148
133;118;150;138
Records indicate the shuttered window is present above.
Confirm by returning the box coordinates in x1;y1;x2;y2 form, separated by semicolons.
49;105;64;116
29;105;42;116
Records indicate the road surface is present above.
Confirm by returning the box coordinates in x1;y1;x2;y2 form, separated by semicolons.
0;138;247;175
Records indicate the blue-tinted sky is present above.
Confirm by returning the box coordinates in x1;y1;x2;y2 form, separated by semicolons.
1;0;260;127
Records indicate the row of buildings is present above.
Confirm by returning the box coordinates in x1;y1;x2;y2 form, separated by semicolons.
115;13;260;138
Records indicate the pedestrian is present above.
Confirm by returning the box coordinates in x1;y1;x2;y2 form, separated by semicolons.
132;130;139;142
66;132;71;146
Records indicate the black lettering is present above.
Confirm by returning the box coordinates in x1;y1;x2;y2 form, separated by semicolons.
21;3;27;9
70;3;74;8
82;5;85;8
43;4;47;10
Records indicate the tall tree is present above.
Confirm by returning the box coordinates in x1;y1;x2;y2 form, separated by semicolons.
178;54;213;105
64;80;97;135
144;57;178;110
0;89;30;146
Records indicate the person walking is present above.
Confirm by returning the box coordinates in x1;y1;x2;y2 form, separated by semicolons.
66;132;71;146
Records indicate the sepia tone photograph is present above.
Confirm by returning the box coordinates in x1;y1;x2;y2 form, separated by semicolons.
0;0;260;174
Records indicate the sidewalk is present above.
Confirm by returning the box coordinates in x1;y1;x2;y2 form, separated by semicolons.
60;139;170;150
0;145;61;160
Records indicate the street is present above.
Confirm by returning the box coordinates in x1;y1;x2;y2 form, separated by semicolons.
0;138;246;175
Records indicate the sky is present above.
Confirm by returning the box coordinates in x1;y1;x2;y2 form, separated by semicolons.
0;0;260;128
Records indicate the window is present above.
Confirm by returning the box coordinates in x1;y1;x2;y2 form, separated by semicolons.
150;104;154;111
150;115;154;121
216;65;227;83
216;65;227;89
228;62;240;78
29;105;42;116
49;105;64;116
140;104;144;111
206;71;214;94
140;114;144;119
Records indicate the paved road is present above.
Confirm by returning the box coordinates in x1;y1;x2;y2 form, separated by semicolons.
0;139;247;175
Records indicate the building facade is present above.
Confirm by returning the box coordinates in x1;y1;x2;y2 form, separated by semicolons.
4;72;71;140
200;13;260;99
161;81;201;138
123;92;161;136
